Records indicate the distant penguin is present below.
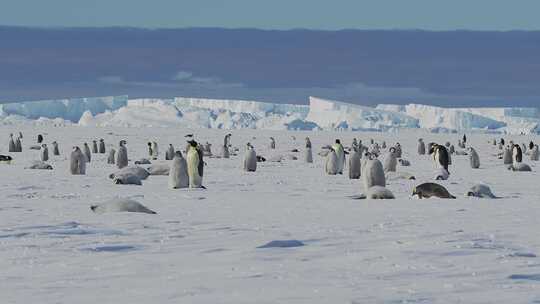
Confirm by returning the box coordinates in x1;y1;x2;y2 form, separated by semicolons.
332;139;345;174
348;148;361;179
151;141;159;160
325;148;338;175
169;151;189;189
243;143;257;172
394;143;402;158
305;137;312;149
305;146;313;164
25;160;52;170
52;141;60;156
383;147;398;173
503;146;513;165
116;140;128;169
147;142;153;158
15;136;22;152
530;141;535;151
221;134;231;158
270;137;276;150
186;140;204;188
382;141;387;149
351;138;358;150
430;144;450;173
462;134;467;144
467;184;498;199
530;145;539;161
37;134;43;144
99;139;106;154
108;148;116;164
493;139;497;146
512;144;523;164
91;198;156;214
8;134;16;152
522;143;528;154
418;139;426;155
398;159;411;166
203;142;212;156
500;138;505;146
92;140;98;154
83;143;91;162
40;144;49;162
70;146;86;175
165;144;175;160
468;147;480;169
113;174;142;185
362;153;386;190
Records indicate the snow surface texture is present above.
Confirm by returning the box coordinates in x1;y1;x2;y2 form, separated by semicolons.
1;125;540;303
2;95;540;134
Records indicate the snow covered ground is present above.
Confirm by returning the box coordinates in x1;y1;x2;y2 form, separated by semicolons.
2;124;540;303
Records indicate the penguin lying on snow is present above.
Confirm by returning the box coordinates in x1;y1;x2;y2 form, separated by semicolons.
109;166;150;180
113;174;142;185
147;163;170;175
466;184;499;198
25;160;53;170
0;155;13;164
413;183;456;199
91;198;156;214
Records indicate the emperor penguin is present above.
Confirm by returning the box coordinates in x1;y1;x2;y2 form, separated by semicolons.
18;131;23;139
92;140;98;154
394;143;402;158
430;144;450;174
512;144;523;164
40;144;49;162
270;137;276;150
503;146;513;165
383;147;398;173
37;134;43;144
348;147;361;179
99;139;106;154
305;137;313;163
108;148;116;164
52;141;60;156
529;141;535;151
186;140;204;188
203;142;212;156
468;147;480;169
325;148;338;175
151;141;159;160
165;144;175;160
168;151;189;189
83;142;91;163
70;146;86;175
382;141;387;149
147;142;153;158
332;139;346;174
522;143;528;154
418;139;426;155
8;134;16;152
221;134;231;158
116;140;128;169
243;143;257;172
462;134;467;144
15;136;22;152
362;153;386;190
530;145;539;161
500;138;505;146
352;138;358;151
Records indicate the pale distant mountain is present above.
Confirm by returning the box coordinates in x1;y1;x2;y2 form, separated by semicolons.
1;26;539;107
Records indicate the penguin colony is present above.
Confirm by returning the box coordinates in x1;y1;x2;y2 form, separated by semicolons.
4;130;538;208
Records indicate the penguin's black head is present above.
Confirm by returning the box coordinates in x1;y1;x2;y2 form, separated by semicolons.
90;205;98;212
466;191;475;197
187;140;198;147
174;151;183;158
148;142;152;146
335;139;341;144
185;134;194;138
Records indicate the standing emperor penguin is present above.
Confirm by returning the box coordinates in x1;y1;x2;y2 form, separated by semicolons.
305;137;313;163
8;134;16;152
40;144;49;162
269;137;276;150
203;142;212;156
92;140;98;154
325;148;338;175
151;141;159;160
383;147;398;173
430;144;450;174
70;146;86;175
348;147;361;179
169;151;189;189
332;139;346;174
503;146;513;165
52;141;60;156
15;135;22;152
468;147;480;169
107;148;116;164
99;139;106;154
187;140;204;188
512;144;523;164
522;143;528;154
165;144;175;160
243;143;257;172
462;134;467;145
382;141;387;149
116;140;128;169
394;143;402;158
83;143;91;163
221;134;231;158
529;141;535;151
530;145;539;161
147;142;153;158
362;153;386;190
37;134;44;144
418;139;426;155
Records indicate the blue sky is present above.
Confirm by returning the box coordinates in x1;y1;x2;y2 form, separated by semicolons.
2;0;540;30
